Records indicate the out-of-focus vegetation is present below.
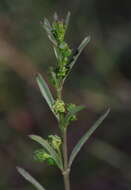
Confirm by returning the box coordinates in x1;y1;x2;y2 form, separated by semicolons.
0;0;131;189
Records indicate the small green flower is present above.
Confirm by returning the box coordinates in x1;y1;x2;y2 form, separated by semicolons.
48;135;62;151
53;99;65;113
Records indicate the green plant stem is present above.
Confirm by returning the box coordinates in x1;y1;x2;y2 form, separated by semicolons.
62;130;70;190
57;87;62;100
57;84;71;190
63;170;70;190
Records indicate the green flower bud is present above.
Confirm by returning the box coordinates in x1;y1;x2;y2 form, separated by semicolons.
34;149;55;166
53;99;65;113
70;115;77;121
47;158;55;165
34;149;51;162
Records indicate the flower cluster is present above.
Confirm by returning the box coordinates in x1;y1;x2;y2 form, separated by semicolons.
34;135;62;165
48;135;62;151
53;99;79;126
52;19;72;81
42;13;72;87
53;99;65;114
52;21;65;43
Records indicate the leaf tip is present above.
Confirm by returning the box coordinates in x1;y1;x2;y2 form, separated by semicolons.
67;11;71;17
16;166;24;175
106;107;111;115
16;166;20;171
34;72;39;79
28;134;38;141
28;134;35;139
85;35;91;43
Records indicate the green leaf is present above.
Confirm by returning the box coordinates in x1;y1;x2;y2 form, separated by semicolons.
70;36;91;68
43;18;52;35
65;11;71;31
63;36;90;83
68;108;110;167
44;18;52;30
29;135;63;170
49;67;59;88
54;47;59;60
16;167;46;190
42;18;57;46
63;105;85;127
36;74;57;118
47;34;57;46
53;47;62;63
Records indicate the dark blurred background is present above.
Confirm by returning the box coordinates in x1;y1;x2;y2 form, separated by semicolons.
0;0;131;189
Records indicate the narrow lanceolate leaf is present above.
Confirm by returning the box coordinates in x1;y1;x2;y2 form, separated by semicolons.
16;167;46;190
36;74;54;108
47;34;57;46
42;18;57;46
36;74;57;118
63;106;85;127
50;67;58;88
68;108;110;167
54;47;59;60
29;135;63;170
63;36;91;83
65;11;71;31
44;18;52;31
70;36;91;68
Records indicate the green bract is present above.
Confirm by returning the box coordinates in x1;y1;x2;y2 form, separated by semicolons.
67;103;77;121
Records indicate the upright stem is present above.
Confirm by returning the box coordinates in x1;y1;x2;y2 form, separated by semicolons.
62;130;70;190
57;84;71;190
